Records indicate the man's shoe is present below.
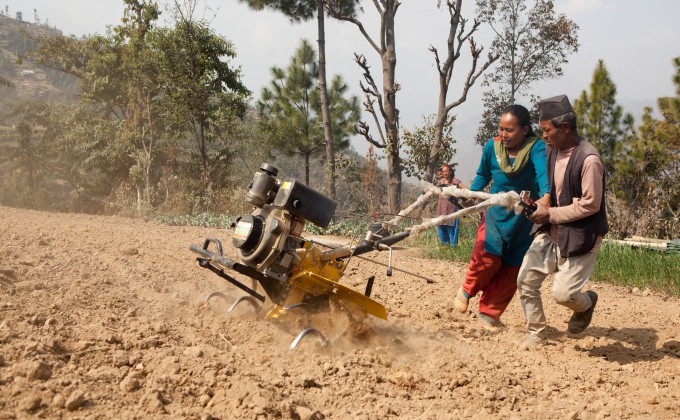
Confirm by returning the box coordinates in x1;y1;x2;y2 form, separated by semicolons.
519;333;543;350
567;291;598;334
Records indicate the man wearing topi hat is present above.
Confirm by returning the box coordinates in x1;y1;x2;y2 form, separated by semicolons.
516;94;608;349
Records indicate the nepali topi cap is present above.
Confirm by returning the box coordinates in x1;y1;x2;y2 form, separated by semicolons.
538;94;574;121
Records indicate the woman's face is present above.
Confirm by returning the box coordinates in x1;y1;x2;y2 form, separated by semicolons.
440;166;451;181
498;113;529;152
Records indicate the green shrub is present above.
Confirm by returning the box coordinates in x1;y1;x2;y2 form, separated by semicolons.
154;213;233;228
304;219;372;237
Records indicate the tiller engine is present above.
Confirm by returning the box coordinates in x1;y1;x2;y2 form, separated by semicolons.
189;164;413;348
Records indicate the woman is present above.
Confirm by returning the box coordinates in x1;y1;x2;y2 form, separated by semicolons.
436;164;468;246
454;105;550;329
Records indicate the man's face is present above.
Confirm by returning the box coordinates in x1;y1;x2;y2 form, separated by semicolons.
540;120;568;149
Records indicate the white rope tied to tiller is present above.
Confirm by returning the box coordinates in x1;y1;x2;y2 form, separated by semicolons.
383;182;441;228
404;181;525;238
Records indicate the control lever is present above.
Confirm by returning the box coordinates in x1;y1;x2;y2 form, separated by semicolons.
378;244;393;276
387;246;393;276
519;190;538;216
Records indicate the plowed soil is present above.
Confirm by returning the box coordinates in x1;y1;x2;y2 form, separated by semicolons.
1;205;678;419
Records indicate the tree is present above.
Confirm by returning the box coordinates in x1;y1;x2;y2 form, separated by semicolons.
402;114;456;180
153;1;250;207
239;0;361;200
0;76;14;88
475;0;579;145
329;1;404;214
258;39;358;187
5;101;55;207
51;103;128;205
326;73;360;152
33;16;155;210
614;57;680;230
360;146;383;216
573;59;634;174
32;0;247;213
424;0;497;183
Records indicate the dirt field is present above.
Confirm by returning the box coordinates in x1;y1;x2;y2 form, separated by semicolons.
0;205;679;419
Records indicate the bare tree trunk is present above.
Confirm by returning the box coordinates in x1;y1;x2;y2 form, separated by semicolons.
305;153;311;186
136;185;142;217
331;1;403;214
425;0;497;182
382;42;401;213
143;97;154;211
317;0;336;200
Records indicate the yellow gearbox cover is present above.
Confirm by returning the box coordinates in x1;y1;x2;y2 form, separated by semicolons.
288;270;387;320
286;243;387;320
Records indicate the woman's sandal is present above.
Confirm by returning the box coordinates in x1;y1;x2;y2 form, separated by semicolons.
477;314;503;332
454;287;469;313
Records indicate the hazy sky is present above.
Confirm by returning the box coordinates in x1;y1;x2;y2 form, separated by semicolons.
5;0;680;182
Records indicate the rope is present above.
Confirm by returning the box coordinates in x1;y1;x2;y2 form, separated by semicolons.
383;185;439;227
387;180;524;238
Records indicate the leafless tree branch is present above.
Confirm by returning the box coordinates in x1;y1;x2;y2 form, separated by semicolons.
447;43;498;112
428;45;443;77
364;95;386;146
355;53;388;121
356;120;384;149
328;6;381;54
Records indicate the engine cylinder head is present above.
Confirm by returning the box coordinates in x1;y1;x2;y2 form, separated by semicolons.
245;163;279;208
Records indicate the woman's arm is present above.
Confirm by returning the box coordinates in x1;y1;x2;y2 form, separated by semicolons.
469;141;492;192
531;140;551;197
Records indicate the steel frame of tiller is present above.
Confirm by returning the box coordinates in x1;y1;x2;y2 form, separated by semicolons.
190;237;388;350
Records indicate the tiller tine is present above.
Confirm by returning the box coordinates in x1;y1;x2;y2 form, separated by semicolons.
205;291;231;303
228;295;262;313
205;291;262;314
290;328;329;350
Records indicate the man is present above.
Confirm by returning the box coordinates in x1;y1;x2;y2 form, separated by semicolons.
516;94;608;349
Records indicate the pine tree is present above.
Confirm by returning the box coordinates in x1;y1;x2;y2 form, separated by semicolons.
258;40;358;188
574;59;634;175
239;0;361;199
614;57;680;230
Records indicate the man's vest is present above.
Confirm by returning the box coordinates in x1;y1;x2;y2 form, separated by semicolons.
548;140;609;257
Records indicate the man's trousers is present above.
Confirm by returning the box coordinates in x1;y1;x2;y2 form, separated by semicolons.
517;232;597;335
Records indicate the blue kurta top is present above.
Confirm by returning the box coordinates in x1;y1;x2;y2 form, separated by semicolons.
470;138;550;265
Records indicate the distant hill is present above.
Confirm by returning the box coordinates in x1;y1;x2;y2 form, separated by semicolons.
0;14;79;113
0;14;81;211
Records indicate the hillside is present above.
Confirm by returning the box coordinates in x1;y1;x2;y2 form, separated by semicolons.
0;14;78;110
